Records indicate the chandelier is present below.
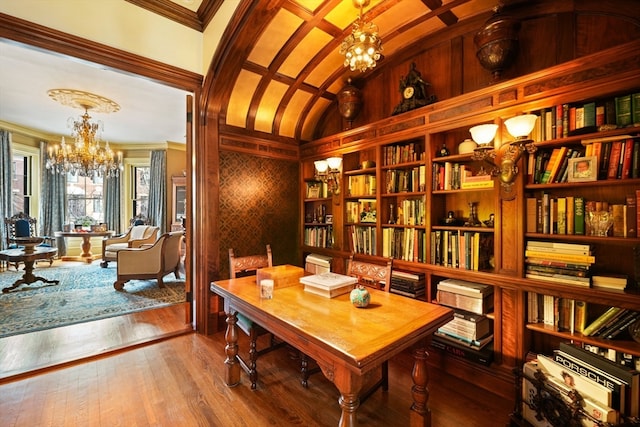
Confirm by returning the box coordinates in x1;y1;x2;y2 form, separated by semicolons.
339;0;383;72
46;89;123;179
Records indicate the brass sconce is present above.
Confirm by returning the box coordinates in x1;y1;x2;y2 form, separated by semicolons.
314;157;342;195
471;114;538;189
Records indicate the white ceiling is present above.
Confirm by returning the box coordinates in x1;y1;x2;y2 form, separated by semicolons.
0;39;189;146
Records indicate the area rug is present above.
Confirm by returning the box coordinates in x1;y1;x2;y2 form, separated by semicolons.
0;261;185;338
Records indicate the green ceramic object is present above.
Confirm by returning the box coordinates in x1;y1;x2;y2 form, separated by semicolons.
350;285;370;308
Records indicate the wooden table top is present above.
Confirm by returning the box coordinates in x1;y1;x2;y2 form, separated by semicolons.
0;247;57;261
54;230;113;237
210;276;453;372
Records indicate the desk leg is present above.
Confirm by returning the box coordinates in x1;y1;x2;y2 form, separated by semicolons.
323;364;362;427
2;260;60;293
223;311;241;387
80;236;93;263
409;348;431;427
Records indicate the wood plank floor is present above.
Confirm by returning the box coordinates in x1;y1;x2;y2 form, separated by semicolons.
0;311;515;427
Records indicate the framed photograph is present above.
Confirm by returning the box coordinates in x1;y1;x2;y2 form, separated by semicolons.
325;214;333;224
567;156;598;182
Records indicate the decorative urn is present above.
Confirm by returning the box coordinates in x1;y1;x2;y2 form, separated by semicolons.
337;78;362;130
474;6;521;82
350;285;370;308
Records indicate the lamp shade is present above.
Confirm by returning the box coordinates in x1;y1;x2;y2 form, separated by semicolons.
327;157;342;170
469;124;499;145
504;114;537;139
314;160;329;173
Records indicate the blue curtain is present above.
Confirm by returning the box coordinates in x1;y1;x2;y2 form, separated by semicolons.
104;174;121;234
39;141;67;254
148;150;166;234
0;130;12;250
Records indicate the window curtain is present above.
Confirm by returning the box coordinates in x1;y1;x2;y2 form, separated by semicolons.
104;175;121;234
39;141;67;254
148;150;166;234
0;130;13;250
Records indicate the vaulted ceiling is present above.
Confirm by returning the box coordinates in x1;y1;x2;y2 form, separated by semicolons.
0;0;502;145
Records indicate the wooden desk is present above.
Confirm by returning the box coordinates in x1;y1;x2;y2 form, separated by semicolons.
210;276;453;427
54;230;113;263
0;247;59;293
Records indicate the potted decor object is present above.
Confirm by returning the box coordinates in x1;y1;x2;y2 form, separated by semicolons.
350;285;371;308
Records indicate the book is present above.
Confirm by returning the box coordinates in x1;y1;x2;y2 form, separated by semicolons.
633;92;640;125
524;250;595;264
525;264;589;278
525;273;591;287
607;140;623;179
611;204;625;237
598;310;639;340
621;139;634;179
526;240;591;252
591;274;628;290
574;301;588;333
582;307;623;336
526;197;538;233
574;196;585;235
430;334;494;366
436;289;494;315
436;278;494;297
615;94;632;127
438;312;492;340
553;350;625;412
300;273;358;298
433;330;494;350
626;193;638;238
536;354;613;407
559;342;639;416
525;257;591;270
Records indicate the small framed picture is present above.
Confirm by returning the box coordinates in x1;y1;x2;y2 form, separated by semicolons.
567;156;598;182
307;185;320;198
325;214;333;224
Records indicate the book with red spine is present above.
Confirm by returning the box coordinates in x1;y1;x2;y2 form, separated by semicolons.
607;140;623;179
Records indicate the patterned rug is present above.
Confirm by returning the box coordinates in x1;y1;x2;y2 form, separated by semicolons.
0;261;185;338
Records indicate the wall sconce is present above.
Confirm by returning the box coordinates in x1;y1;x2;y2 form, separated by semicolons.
471;114;538;189
315;156;342;195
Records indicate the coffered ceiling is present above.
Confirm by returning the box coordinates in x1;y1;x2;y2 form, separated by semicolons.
0;0;502;146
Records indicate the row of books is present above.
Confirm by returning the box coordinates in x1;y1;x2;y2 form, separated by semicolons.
303;225;333;248
346;174;376;196
383;166;426;193
531;92;640;142
526;193;639;238
582;307;640;339
387;198;425;226
431;162;494;191
527;146;585;184
524;240;594;287
389;270;425;298
584;136;640;180
382;142;423;166
430;230;494;271
381;227;426;263
432;279;495;366
346;224;376;256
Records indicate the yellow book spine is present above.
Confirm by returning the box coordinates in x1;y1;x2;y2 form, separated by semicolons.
524;250;595;264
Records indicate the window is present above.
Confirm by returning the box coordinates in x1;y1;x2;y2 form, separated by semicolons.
133;166;150;217
66;174;103;224
11;154;31;214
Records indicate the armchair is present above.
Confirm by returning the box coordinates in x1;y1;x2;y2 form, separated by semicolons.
100;225;159;267
113;231;183;290
3;212;56;269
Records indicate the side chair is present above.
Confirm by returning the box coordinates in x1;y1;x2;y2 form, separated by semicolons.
229;244;285;389
300;253;393;403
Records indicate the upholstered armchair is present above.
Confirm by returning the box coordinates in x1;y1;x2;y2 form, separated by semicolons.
100;225;159;267
113;231;183;290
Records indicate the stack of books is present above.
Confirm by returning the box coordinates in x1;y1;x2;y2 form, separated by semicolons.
524;240;594;287
433;279;495;366
300;272;357;298
591;274;629;291
389;270;425;298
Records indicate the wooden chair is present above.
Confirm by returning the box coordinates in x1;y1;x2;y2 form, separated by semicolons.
301;253;393;402
3;212;56;269
229;244;285;389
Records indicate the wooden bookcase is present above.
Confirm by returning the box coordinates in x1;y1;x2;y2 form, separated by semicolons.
299;40;640;404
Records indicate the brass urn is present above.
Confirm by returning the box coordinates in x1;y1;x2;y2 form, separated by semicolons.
337;78;362;130
474;6;521;82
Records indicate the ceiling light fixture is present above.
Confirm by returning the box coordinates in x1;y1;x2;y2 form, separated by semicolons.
471;114;538;190
46;89;123;179
340;0;383;73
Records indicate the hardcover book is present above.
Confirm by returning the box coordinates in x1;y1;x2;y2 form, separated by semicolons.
300;273;357;298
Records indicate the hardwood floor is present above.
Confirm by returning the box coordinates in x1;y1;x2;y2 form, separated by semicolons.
0;313;515;427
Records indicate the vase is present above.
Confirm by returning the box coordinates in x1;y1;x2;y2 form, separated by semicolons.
350;285;370;308
474;6;521;82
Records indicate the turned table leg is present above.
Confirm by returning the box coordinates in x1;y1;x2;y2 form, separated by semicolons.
410;347;431;427
223;310;241;387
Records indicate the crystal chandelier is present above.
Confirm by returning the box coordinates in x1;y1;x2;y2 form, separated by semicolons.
340;0;383;72
46;89;123;179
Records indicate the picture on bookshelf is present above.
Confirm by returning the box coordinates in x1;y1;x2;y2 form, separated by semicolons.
567;156;598;182
307;185;320;198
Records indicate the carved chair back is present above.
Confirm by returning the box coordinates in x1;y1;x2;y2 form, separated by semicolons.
347;253;393;292
229;244;273;279
4;212;38;246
